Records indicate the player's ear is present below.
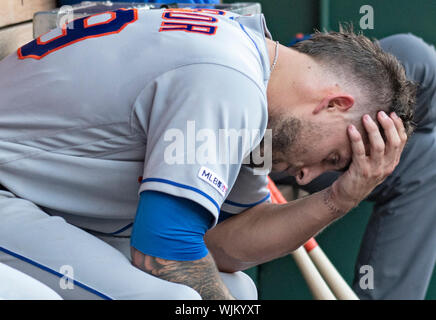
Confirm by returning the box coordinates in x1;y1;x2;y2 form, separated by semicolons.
313;94;354;114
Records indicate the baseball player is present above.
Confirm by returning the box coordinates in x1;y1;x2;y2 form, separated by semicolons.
0;7;414;299
273;32;436;299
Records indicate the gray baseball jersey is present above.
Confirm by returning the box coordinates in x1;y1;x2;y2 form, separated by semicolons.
0;8;271;234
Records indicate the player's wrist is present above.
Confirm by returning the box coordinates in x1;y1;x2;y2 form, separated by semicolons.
323;184;355;217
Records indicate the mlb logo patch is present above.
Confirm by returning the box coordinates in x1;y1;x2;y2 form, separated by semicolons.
197;166;228;197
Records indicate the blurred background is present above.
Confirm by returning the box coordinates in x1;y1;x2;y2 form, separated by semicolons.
0;0;435;299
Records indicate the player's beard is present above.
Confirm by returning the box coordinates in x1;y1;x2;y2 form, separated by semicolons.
245;112;301;170
267;112;303;168
247;112;322;172
267;111;328;174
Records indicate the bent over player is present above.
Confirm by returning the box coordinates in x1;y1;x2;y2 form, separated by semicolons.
273;33;436;299
0;7;415;299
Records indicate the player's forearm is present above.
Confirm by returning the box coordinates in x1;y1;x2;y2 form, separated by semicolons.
205;186;350;273
130;247;234;300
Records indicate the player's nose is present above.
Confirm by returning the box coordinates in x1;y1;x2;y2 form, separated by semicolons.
295;167;325;186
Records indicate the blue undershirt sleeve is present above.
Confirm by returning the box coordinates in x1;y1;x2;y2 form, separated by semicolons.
130;190;215;261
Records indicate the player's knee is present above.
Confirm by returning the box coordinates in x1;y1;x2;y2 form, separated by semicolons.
220;271;258;300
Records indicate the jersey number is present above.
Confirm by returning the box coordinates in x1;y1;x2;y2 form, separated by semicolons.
18;8;138;60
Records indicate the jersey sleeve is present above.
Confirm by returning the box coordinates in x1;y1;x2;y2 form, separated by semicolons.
131;63;268;225
220;165;271;215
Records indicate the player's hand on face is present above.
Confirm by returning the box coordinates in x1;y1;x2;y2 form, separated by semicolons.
331;111;407;213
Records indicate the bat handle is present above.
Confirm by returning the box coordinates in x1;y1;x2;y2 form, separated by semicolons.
305;240;359;300
291;247;337;300
268;176;359;300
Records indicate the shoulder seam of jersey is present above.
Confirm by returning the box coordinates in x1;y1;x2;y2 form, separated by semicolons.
129;61;268;134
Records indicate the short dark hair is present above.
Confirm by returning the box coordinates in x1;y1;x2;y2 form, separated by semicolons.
291;26;417;137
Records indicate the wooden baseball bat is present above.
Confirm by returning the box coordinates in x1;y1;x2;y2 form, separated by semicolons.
290;247;337;300
304;238;359;300
267;177;359;300
268;178;336;300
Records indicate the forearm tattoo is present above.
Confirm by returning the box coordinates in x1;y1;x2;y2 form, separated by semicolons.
131;248;234;300
323;188;346;217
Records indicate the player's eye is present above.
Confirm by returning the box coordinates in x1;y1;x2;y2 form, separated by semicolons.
326;153;340;166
